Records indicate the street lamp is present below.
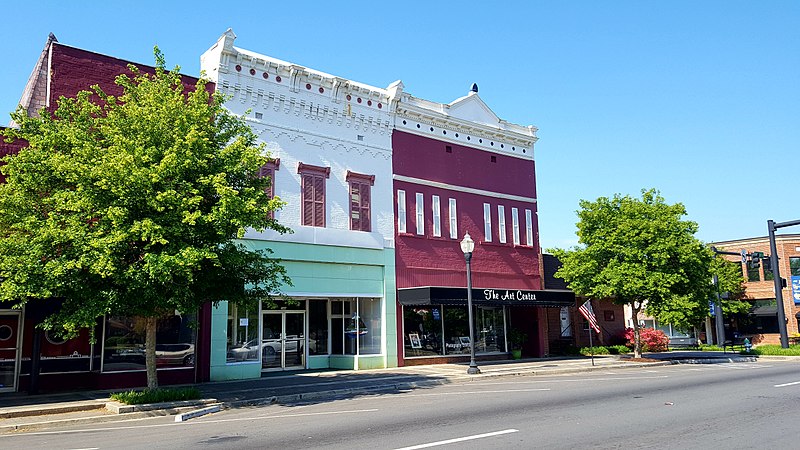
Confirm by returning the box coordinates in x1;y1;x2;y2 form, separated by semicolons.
460;233;480;375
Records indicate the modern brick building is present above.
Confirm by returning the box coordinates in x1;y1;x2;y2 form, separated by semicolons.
710;234;800;345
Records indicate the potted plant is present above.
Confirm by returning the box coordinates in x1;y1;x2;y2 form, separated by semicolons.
508;328;527;359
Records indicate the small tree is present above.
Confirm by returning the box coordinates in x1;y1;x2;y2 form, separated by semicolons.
552;189;717;358
0;49;290;389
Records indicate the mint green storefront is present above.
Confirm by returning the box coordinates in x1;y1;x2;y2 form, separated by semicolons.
210;240;398;381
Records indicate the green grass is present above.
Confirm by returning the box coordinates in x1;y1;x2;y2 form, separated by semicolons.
746;344;800;356
110;387;202;405
696;344;725;352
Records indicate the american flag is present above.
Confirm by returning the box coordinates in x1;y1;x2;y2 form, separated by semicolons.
579;300;600;334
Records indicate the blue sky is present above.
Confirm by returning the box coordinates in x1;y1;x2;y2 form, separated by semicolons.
2;1;798;250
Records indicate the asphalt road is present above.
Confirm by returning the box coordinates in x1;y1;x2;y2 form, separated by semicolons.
3;360;799;449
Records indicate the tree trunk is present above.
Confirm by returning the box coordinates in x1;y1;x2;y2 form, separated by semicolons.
145;316;158;390
632;302;642;358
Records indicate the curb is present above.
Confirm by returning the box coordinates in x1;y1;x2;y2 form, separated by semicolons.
0;402;107;420
174;404;222;422
105;398;219;414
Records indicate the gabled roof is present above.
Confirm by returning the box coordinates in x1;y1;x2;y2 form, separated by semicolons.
11;33;57;127
447;91;501;127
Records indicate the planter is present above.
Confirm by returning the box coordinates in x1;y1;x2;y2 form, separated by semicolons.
511;349;522;360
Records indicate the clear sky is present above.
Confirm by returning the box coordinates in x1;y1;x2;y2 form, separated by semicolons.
2;1;798;250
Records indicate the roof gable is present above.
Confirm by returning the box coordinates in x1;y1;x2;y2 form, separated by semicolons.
447;92;500;127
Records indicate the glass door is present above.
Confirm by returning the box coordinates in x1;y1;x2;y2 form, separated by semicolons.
0;312;21;392
261;311;305;371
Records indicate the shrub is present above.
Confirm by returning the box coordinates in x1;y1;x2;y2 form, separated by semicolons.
623;327;669;352
110;387;202;405
608;345;630;354
579;346;610;356
748;344;800;356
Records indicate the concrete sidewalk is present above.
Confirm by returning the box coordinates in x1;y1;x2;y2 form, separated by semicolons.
0;352;758;433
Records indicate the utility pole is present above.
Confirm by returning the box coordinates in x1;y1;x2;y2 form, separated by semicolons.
767;218;800;348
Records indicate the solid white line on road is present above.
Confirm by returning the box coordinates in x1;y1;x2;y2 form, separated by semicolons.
395;429;519;450
398;388;550;398
774;381;800;388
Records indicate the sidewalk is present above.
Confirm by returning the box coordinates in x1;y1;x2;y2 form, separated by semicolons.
0;352;757;433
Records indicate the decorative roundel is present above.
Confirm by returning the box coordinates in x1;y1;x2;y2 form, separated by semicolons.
319;87;325;93
467;136;471;140
430;127;434;132
512;147;516;151
235;65;242;72
357;98;362;103
443;130;447;135
276;76;282;83
455;133;459;138
367;100;372;106
306;83;312;90
249;68;256;76
0;324;11;341
378;103;382;109
490;142;494;146
45;329;67;345
402;120;407;125
263;72;269;79
479;139;483;143
347;94;352;101
501;144;504;148
416;124;421;128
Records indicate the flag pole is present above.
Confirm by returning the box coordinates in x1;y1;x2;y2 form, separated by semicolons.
588;321;594;366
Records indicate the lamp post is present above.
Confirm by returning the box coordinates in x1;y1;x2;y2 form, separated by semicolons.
460;233;480;375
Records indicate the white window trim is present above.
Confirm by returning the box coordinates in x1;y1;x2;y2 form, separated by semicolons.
416;193;425;235
448;198;457;239
511;207;520;246
498;205;506;244
397;190;406;233
525;209;533;246
432;195;441;237
483;203;492;242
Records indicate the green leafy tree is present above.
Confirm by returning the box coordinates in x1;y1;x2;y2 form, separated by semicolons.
551;189;718;358
0;49;290;389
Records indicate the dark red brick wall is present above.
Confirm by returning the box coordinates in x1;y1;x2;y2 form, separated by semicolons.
0;128;27;184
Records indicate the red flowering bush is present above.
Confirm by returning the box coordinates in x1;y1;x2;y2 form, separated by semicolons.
623;327;669;352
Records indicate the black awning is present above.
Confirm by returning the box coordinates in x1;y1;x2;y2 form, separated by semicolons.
752;305;777;317
398;287;575;307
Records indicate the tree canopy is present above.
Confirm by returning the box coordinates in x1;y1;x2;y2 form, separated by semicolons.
551;189;743;357
0;49;290;387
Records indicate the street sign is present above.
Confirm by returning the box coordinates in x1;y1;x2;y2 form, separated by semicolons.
741;249;747;264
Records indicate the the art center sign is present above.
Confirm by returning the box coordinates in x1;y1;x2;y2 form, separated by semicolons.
483;289;538;302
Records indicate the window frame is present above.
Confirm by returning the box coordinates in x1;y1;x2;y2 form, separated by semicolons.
259;159;280;219
397;190;407;234
448;198;457;239
346;171;375;232
415;193;425;235
432;195;441;237
298;163;331;227
511;207;520;246
483;203;492;242
525;209;533;246
497;205;507;244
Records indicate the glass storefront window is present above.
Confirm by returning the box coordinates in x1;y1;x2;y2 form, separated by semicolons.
443;306;470;355
226;304;259;363
332;299;356;355
476;307;506;353
308;300;328;355
403;307;444;357
103;312;196;372
357;298;382;355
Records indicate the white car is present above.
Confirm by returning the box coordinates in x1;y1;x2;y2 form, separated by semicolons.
227;338;305;362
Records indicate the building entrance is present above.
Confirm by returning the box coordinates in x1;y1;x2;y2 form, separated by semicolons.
262;311;305;371
0;311;21;392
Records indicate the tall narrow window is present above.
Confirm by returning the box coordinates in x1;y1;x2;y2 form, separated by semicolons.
416;193;425;235
483;203;492;242
525;209;533;246
497;205;507;244
397;190;407;233
258;158;280;219
511;207;520;246
346;171;375;232
432;195;441;237
298;163;330;227
448;198;457;239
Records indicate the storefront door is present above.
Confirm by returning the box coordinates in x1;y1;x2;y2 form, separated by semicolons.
262;311;305;371
0;312;22;392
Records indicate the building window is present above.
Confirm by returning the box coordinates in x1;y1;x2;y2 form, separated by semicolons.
298;163;330;227
511;207;520;245
226;303;259;363
331;298;381;356
432;195;441;237
448;198;457;239
497;205;507;244
103;313;197;372
790;257;800;276
747;262;760;282
525;209;533;246
258;159;280;219
397;190;407;233
346;171;374;232
416;193;425;235
483;203;492;242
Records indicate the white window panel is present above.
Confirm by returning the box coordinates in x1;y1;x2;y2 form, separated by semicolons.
432;195;441;237
416;193;425;235
497;205;507;243
512;207;520;246
449;198;457;239
397;190;406;233
525;209;533;246
483;203;492;242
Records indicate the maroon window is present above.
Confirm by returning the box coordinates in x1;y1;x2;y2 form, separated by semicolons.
346;171;375;232
298;163;330;227
258;159;280;219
